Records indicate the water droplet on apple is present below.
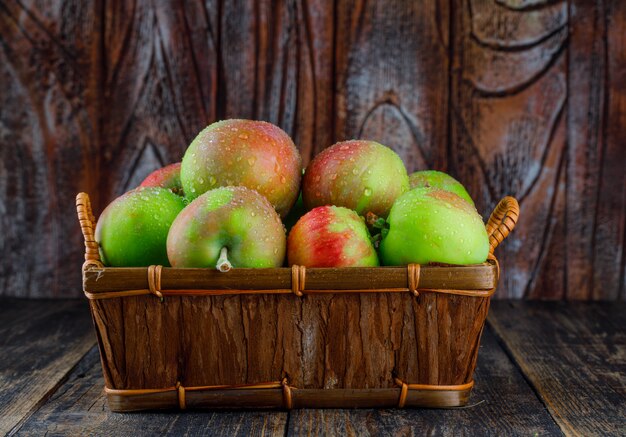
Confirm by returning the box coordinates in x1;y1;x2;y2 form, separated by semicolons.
247;157;256;166
364;188;372;196
198;178;204;184
239;133;248;139
352;169;359;175
209;176;216;185
331;173;337;180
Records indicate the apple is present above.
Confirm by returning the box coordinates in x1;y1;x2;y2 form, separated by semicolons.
167;186;286;269
409;170;473;205
302;140;409;218
139;162;183;195
180;119;302;217
287;206;379;267
379;188;489;266
95;187;186;267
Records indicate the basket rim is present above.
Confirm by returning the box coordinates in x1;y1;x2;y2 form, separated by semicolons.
82;258;499;299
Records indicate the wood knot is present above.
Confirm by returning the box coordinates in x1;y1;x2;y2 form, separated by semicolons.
291;265;306;297
147;265;164;301
407;264;420;297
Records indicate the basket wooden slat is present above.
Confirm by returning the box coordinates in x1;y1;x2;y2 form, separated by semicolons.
76;193;519;411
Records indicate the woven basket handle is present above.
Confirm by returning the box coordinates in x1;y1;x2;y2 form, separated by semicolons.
486;196;519;254
76;192;103;269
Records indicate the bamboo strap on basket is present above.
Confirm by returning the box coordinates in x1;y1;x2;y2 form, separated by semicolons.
105;379;295;410
83;262;498;300
104;378;473;410
393;378;475;408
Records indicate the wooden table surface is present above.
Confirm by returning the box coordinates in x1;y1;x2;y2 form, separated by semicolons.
0;299;623;437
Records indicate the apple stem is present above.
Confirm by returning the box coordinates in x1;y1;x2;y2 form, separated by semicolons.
216;247;232;272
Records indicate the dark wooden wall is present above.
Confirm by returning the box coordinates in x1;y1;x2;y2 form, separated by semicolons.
1;0;624;299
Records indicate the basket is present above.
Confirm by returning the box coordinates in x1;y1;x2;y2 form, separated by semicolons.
76;193;519;411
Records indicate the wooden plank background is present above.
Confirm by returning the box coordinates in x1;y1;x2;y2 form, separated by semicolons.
0;0;624;299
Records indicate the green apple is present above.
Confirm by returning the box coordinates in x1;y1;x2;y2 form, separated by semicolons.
95;187;186;266
379;188;489;265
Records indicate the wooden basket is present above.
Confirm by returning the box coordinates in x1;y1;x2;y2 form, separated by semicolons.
76;193;519;411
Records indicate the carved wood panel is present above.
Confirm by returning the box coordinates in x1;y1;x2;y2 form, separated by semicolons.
0;0;623;299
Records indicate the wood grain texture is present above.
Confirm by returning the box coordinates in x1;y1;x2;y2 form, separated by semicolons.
100;0;219;200
566;0;626;300
286;328;562;436
598;0;626;300
1;0;625;299
89;293;489;395
14;347;288;436
13;314;561;436
0;298;95;435
489;301;626;436
0;0;101;297
450;0;568;299
334;0;449;170
218;0;334;165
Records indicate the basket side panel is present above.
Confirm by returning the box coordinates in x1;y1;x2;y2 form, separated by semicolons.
89;292;490;390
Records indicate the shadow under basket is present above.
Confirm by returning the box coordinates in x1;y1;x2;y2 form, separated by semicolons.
76;193;519;412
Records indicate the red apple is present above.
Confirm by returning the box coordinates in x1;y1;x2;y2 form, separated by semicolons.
180;119;302;217
139;162;183;195
302;140;409;217
287;205;379;267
